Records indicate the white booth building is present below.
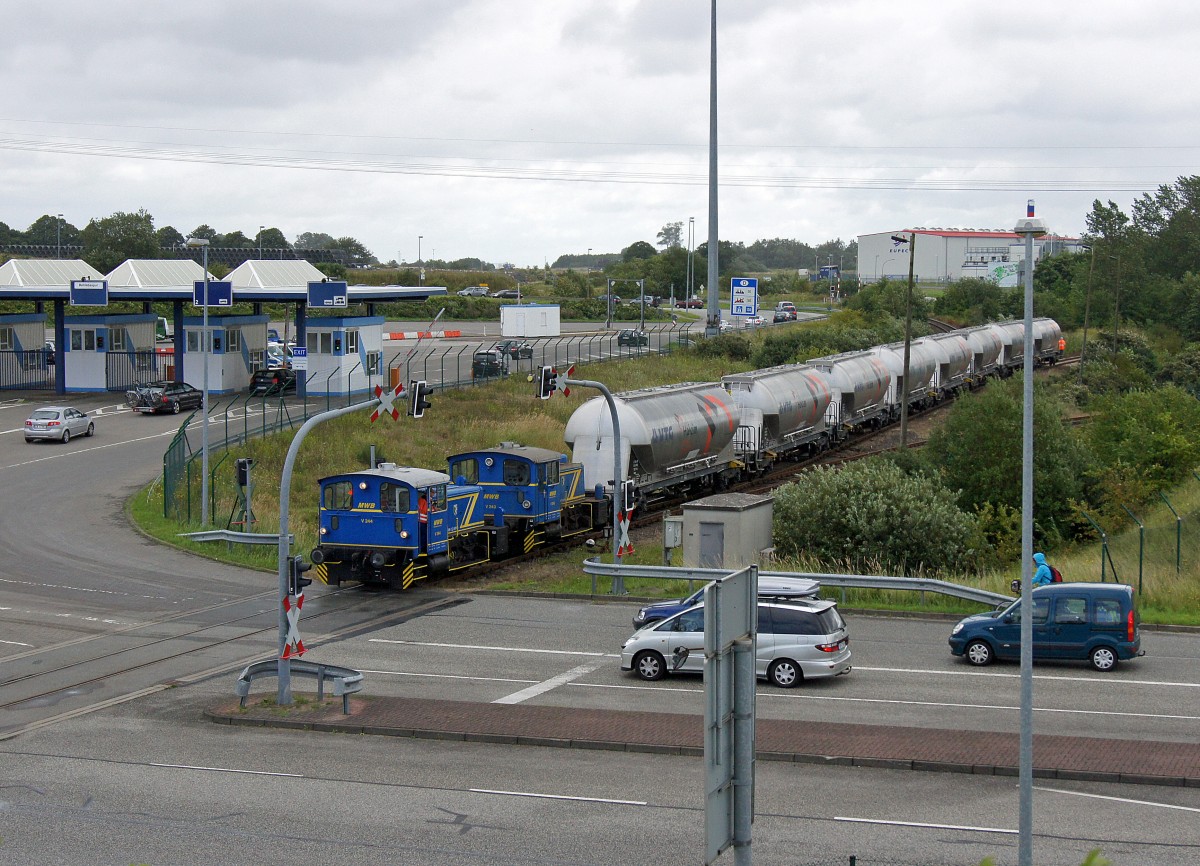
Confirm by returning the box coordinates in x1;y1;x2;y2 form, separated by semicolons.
180;314;269;394
0;313;52;388
500;303;561;338
301;316;385;396
857;228;1084;285
62;313;158;392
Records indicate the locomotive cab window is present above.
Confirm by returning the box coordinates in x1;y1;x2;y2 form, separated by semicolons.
540;461;560;485
323;481;354;510
449;458;478;484
425;484;447;511
503;460;531;486
379;482;410;513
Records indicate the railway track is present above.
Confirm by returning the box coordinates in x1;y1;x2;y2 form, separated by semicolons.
0;585;462;740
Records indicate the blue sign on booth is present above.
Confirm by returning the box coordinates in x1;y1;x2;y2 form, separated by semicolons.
70;279;109;306
730;277;758;317
193;280;233;308
308;281;348;308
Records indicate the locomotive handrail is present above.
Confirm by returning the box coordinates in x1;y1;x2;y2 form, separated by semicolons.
581;558;1010;606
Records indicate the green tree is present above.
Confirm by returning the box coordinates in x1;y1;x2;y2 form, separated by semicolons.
622;241;657;262
656;221;683;249
257;227;291;252
923;378;1093;544
329;236;376;266
24;214;78;247
218;230;253;248
156;225;186;249
295;231;336;249
188;224;218;241
1086;385;1200;491
771;461;982;574
81;209;159;272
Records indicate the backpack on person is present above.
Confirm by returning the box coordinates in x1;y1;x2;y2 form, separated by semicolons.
1050;565;1064;583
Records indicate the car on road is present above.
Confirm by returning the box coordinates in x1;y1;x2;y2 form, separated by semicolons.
632;576;822;628
494;339;533;360
250;367;298;396
491;289;521;299
25;406;94;443
773;308;797;323
126;381;205;415
472;348;508;379
457;286;490;297
596;293;622;305
948;582;1142;672
622;597;851;687
616;328;649;347
264;345;291;369
743;315;766;327
675;297;704;308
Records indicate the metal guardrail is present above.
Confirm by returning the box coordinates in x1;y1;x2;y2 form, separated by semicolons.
236;659;363;714
582;558;1011;606
180;529;294;546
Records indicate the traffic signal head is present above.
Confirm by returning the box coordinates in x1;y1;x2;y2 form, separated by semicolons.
289;555;313;594
409;380;432;418
621;479;637;512
537;366;557;400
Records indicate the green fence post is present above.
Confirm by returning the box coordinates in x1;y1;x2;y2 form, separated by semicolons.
1159;491;1182;574
1078;509;1113;582
1119;504;1144;594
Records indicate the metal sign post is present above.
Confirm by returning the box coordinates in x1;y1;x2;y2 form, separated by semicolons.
704;564;757;866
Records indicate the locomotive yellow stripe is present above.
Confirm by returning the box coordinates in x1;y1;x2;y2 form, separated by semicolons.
402;561;415;589
312;563;329;585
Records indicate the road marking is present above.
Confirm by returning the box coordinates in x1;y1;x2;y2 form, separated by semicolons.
369;639;617;658
1034;786;1200;814
470;788;646;806
360;669;537;685
0;638;33;647
493;659;608;705
2;429;176;469
151;762;304;778
835;816;1014;835
856;665;1200;689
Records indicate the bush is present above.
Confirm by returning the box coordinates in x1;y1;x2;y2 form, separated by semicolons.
771;460;983;574
1086;385;1200;491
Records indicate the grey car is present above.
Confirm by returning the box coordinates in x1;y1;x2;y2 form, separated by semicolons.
25;406;94;443
621;598;851;687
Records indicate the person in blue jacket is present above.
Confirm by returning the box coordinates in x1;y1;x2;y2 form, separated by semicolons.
1031;552;1053;587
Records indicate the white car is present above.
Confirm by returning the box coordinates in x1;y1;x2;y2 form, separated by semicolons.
25;406;94;443
621;598;851;687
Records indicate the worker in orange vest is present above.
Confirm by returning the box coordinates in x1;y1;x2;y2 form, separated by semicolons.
417;492;429;545
1058;336;1066;354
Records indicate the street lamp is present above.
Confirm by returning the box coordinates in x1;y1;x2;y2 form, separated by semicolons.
1013;202;1049;866
185;237;212;528
56;214;63;259
258;225;264;259
874;254;880;282
687;216;695;299
891;234;916;449
418;235;423;286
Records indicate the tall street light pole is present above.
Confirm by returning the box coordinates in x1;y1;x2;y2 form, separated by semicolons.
1014;201;1048;866
418;235;424;286
185;237;212;527
704;0;720;338
1079;244;1096;387
687;216;695;300
258;225;264;259
56;214;63;259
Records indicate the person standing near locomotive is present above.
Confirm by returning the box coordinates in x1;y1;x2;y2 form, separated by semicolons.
417;491;429;546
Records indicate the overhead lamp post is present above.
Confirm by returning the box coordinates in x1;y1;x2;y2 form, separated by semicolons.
56;213;63;259
874;254;880;282
418;235;423;286
687;216;695;299
258;225;264;259
1013;201;1048;866
185;237;212;527
1079;244;1096;387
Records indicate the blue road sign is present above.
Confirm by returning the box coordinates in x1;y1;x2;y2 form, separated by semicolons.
730;277;758;317
308;281;348;308
193;280;233;307
70;279;108;306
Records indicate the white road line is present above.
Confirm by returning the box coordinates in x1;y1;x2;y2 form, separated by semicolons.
2;429;176;469
493;659;608;705
151;763;304;778
359;669;537;685
1034;786;1200;814
856;665;1200;689
470;788;647;806
835;816;1015;835
369;639;617;658
0;638;33;647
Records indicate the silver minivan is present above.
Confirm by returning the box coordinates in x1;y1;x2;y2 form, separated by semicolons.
621;598;851;687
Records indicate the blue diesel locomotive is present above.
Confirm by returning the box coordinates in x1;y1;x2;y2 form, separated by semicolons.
311;444;605;588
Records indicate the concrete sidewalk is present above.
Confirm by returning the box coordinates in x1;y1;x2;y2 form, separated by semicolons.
208;695;1200;789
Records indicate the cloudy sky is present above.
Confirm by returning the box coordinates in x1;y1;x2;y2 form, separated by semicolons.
4;1;1198;267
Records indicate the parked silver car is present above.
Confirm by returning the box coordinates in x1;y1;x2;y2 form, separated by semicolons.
25;406;94;443
621;598;851;687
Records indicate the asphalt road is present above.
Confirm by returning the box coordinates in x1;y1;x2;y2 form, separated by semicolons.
1;384;1198;865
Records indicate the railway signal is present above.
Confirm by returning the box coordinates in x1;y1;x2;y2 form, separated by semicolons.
537;366;557;400
409;380;432;418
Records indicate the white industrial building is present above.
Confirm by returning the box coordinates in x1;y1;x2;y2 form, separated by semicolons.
858;228;1084;286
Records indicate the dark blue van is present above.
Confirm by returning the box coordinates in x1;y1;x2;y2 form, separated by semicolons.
949;582;1142;672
